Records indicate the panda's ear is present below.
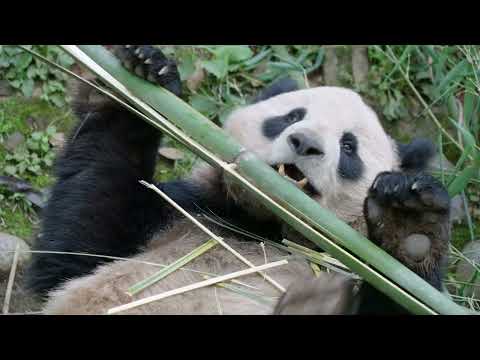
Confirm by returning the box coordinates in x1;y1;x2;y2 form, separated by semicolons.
397;138;436;172
252;77;299;104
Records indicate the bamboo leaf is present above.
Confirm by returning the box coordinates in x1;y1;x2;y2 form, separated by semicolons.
448;164;480;197
437;59;469;94
447;116;479;159
382;45;413;84
463;83;476;128
127;238;218;296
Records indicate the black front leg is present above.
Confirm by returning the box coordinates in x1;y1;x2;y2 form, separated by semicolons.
25;46;201;296
359;171;451;314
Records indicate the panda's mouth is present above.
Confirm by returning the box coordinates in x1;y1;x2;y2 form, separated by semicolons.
273;164;319;196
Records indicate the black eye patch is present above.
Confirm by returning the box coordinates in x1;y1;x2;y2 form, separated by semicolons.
262;108;307;140
338;132;364;180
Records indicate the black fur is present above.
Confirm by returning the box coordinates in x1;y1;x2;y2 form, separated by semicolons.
252;77;299;103
24;82;229;296
262;108;307;140
113;45;182;97
397;138;435;173
338;132;364;180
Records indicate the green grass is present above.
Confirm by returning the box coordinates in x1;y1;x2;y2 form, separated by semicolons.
452;224;480;251
0;96;74;134
0;205;36;241
0;96;75;240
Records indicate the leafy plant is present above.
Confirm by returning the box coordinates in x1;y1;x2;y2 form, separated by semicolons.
169;45;325;124
0;187;35;226
0;45;75;107
3;125;57;178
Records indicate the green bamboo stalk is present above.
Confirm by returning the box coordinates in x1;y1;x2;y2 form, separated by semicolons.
127;238;218;296
64;45;471;315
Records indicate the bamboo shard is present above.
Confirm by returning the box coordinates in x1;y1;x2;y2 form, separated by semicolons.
58;45;472;315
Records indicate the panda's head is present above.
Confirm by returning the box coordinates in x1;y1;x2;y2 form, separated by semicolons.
222;80;434;223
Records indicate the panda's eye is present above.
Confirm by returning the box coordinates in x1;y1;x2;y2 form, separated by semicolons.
340;132;357;155
338;132;363;180
287;108;305;123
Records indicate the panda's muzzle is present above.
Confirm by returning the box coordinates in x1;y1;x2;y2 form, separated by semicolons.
287;133;324;157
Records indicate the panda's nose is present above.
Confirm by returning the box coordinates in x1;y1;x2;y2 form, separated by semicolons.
287;133;324;157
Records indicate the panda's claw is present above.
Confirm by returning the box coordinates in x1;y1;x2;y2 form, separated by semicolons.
112;45;182;97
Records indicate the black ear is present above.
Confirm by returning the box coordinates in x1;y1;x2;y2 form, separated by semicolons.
397;138;436;172
252;77;299;104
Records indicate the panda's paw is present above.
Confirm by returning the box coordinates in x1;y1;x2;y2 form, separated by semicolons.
368;171;450;212
273;273;359;315
364;171;450;289
113;45;182;97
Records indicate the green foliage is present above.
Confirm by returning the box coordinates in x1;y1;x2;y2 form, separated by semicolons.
170;45;324;124
0;108;14;142
0;192;36;239
3;125;57;178
0;97;71;235
0;45;75;107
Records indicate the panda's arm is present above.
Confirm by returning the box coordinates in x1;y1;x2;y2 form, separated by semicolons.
25;56;225;296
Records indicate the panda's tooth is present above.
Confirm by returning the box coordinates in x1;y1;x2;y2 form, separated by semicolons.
278;164;285;176
296;178;308;189
411;182;418;191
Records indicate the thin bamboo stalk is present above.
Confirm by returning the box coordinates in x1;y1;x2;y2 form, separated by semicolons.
2;242;20;314
59;45;471;315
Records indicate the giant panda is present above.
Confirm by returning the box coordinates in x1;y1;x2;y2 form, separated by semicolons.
24;45;451;315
